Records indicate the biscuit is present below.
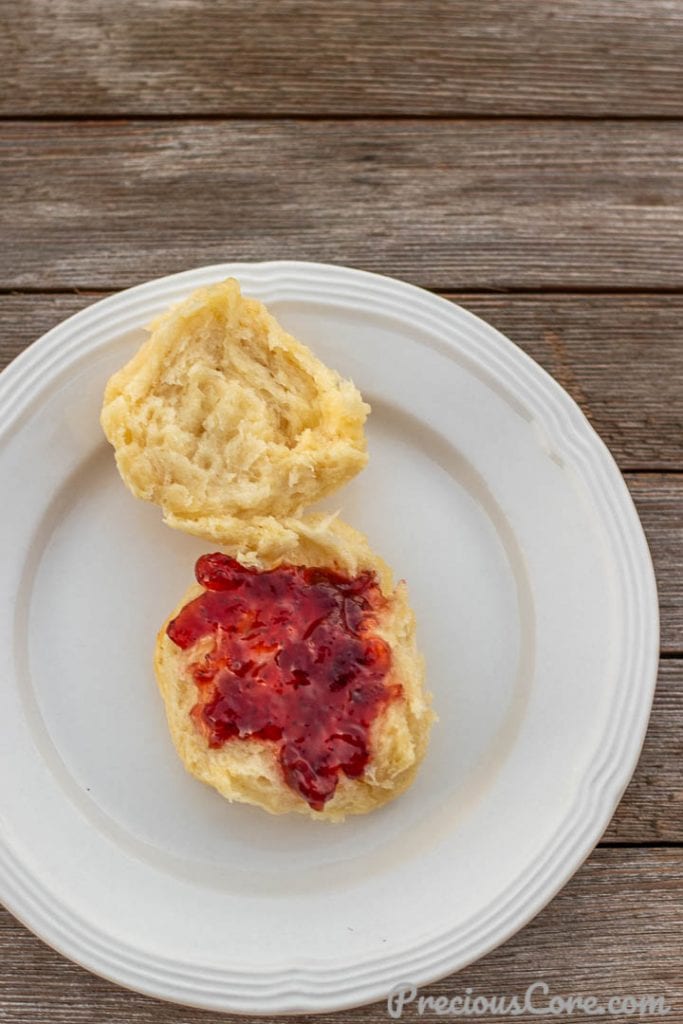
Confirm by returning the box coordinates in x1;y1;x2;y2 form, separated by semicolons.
154;516;433;821
101;279;369;540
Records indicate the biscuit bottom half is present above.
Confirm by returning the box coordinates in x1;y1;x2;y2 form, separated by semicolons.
154;517;434;821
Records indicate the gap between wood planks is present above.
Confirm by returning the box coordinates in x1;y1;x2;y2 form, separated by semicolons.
5;287;683;297
3;113;683;123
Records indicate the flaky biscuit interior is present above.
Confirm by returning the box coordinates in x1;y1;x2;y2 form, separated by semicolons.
101;279;369;536
154;516;433;821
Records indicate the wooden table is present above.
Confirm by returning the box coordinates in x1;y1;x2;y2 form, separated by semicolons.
0;2;681;1020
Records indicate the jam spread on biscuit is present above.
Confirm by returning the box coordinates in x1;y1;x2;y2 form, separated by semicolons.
166;553;401;810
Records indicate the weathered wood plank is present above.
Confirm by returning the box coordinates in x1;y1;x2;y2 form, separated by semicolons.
3;292;683;471
1;294;680;649
626;475;683;654
2;1;683;117
0;848;680;1022
0;294;96;370
2;120;683;291
454;296;683;472
606;660;682;843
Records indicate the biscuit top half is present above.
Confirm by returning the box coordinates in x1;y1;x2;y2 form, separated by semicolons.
100;278;369;543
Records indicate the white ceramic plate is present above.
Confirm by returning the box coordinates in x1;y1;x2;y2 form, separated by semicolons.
0;263;658;1014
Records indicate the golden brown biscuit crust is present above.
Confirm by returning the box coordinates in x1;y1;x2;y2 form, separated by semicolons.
154;516;433;821
101;279;369;540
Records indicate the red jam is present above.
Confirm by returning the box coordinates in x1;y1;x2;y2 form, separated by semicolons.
166;553;401;810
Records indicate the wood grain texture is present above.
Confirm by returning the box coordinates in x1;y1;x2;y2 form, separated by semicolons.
0;848;680;1023
627;475;683;654
3;292;683;470
1;292;680;650
0;294;94;370
605;660;682;843
3;120;683;291
2;1;683;117
1;291;680;645
452;296;683;472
